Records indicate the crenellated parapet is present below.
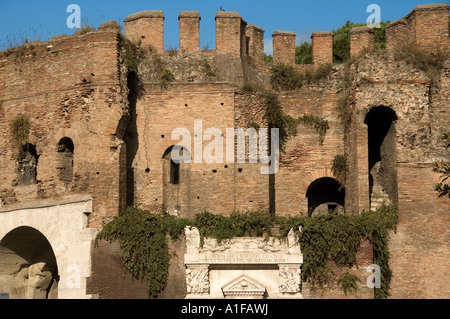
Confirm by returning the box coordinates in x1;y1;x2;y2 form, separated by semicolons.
118;3;449;69
350;26;374;57
311;32;334;66
386;3;450;52
273;31;296;66
215;11;248;58
179;11;201;53
246;24;265;63
124;10;165;52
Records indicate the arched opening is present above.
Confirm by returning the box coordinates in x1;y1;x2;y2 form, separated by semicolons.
306;177;345;216
0;226;59;299
364;106;398;210
162;146;191;217
57;137;74;185
17;143;39;186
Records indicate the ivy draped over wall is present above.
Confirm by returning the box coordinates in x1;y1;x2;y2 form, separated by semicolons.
96;205;397;299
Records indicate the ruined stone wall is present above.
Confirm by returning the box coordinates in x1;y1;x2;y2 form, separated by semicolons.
351;52;450;298
1;2;450;300
0;31;128;228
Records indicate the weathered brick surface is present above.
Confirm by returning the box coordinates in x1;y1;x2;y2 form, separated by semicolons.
311;32;334;66
88;236;187;299
302;240;374;299
386;3;450;52
179;11;201;53
215;12;247;58
1;3;450;300
275;87;345;216
124;11;165;52
0;31;128;228
87;240;149;299
246;24;265;65
350;26;375;58
273;31;296;66
350;51;450;299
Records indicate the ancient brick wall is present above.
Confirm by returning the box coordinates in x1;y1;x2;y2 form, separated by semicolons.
132;83;237;218
350;27;375;58
0;31;128;228
386;3;450;53
311;32;334;66
88;237;186;299
275;86;345;216
302;240;374;299
351;52;450;298
124;11;165;52
273;31;296;66
179;11;201;53
1;2;450;300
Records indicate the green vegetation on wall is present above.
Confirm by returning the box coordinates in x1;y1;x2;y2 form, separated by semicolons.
263;92;329;147
296;114;329;144
270;63;333;91
97;205;397;299
10;114;30;147
331;155;347;186
333;20;390;63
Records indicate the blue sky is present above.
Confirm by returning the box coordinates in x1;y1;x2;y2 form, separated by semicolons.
0;0;446;53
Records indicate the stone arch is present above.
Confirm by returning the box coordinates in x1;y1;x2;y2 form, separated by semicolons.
162;145;192;218
0;226;59;299
305;177;345;216
298;168;333;197
0;198;97;299
364;106;398;210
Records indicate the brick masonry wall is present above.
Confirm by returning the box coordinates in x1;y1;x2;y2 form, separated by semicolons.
408;4;450;52
302;239;374;299
2;2;450;300
246;25;265;65
179;12;201;53
87;239;149;299
312;32;334;66
350;27;374;58
124;11;165;52
273;31;296;66
132;83;237;218
386;20;410;51
87;236;187;299
0;31;128;228
386;4;450;53
275;87;345;216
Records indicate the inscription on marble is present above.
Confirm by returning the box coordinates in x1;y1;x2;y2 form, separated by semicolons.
199;254;288;264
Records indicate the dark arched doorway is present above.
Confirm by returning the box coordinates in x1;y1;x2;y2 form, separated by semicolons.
364;106;398;210
306;177;345;216
0;226;59;299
